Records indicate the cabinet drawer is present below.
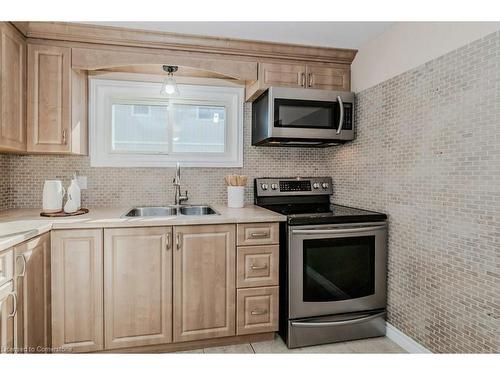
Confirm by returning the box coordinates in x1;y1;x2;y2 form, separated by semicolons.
237;287;278;335
0;248;14;286
237;245;278;288
237;223;279;246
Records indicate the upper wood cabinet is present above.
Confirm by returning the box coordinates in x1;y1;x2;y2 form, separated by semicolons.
0;23;26;153
27;43;87;154
258;62;307;89
13;233;51;353
306;64;350;91
173;224;236;342
51;229;103;353
246;61;351;101
104;227;173;350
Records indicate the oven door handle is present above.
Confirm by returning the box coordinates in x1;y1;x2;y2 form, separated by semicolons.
291;225;386;235
290;311;385;328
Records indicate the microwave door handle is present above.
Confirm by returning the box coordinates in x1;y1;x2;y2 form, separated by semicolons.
290;311;385;328
291;225;387;235
336;95;344;134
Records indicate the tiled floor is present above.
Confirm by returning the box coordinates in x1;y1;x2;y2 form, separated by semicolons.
177;336;406;354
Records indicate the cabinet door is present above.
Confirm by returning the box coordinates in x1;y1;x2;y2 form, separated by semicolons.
14;233;51;353
173;224;236;342
306;64;350;91
259;62;306;88
0;282;15;353
51;229;103;353
104;227;172;349
27;44;71;153
0;23;26;152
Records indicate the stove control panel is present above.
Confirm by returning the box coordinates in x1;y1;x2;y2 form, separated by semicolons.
255;177;333;197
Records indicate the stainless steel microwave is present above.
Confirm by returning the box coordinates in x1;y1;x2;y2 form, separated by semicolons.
252;87;355;147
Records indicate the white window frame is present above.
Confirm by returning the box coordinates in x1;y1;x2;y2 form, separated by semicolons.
89;78;244;168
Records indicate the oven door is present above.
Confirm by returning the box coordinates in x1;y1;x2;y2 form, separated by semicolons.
288;222;387;319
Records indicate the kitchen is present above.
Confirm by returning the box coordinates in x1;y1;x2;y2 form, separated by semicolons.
0;2;499;373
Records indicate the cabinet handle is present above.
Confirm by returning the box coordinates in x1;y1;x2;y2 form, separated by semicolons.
17;254;26;277
176;233;182;250
165;233;171;251
308;73;313;87
300;72;306;87
62;130;67;145
251;264;268;270
8;292;17;317
251;309;268;316
250;232;269;239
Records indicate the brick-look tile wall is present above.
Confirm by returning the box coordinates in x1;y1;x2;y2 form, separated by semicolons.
0;155;11;210
330;31;500;353
2;103;332;208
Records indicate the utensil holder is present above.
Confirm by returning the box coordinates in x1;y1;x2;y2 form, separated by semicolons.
227;186;245;208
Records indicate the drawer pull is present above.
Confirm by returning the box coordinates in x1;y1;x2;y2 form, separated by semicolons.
251;264;268;270
249;232;269;239
250;309;268;316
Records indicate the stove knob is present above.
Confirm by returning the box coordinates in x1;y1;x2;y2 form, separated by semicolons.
271;183;278;190
313;182;320;189
261;183;269;191
322;182;329;189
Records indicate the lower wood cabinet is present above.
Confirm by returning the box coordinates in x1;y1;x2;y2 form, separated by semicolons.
0;281;15;353
237;245;279;288
104;227;172;349
173;224;236;342
49;223;278;352
237;286;279;336
51;229;103;353
14;233;51;352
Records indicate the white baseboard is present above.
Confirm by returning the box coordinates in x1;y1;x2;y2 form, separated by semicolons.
386;323;432;353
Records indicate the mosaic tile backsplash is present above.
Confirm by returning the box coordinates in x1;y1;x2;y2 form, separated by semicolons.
1;103;332;209
329;31;500;353
1;31;498;354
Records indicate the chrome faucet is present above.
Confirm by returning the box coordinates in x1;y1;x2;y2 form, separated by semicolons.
173;162;188;205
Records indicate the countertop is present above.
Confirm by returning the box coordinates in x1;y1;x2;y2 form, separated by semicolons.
0;205;286;252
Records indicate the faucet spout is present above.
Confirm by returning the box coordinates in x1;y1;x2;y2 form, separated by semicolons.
173;162;188;205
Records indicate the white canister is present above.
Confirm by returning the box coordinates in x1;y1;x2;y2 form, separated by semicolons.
227;186;245;208
42;180;65;213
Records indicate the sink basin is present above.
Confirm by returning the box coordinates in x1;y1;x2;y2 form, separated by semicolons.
123;205;219;217
124;206;177;217
179;205;218;216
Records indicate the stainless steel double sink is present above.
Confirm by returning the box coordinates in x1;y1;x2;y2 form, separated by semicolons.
123;205;219;217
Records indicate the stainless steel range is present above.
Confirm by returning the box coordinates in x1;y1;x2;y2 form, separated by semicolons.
254;177;388;348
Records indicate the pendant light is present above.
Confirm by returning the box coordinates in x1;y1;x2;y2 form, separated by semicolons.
160;65;180;96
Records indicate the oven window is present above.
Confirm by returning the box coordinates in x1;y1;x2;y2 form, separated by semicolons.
303;236;375;302
274;99;335;129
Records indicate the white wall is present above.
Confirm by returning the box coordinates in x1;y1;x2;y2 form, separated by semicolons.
351;22;500;92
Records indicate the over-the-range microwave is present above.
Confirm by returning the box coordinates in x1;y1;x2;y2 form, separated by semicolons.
252;87;355;147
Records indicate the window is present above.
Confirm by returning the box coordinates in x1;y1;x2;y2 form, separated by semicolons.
89;78;243;167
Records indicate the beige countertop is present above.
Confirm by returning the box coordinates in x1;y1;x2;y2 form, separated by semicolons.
0;205;285;252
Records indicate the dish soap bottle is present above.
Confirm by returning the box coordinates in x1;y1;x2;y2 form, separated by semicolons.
67;173;81;210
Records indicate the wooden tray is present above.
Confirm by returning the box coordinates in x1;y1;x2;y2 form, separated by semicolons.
40;208;89;217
